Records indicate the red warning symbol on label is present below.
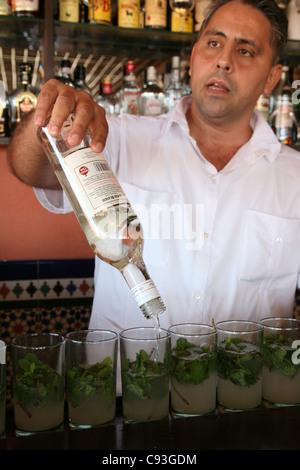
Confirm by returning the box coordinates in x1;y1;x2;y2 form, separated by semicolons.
79;166;89;176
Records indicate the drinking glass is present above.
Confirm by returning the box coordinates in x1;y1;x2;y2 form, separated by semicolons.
169;323;217;416
120;326;170;422
169;0;195;32
216;320;263;412
11;333;65;436
260;317;300;407
66;329;118;429
0;341;6;438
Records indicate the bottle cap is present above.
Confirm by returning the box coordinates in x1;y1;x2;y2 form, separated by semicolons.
172;56;180;69
126;61;135;74
74;65;86;81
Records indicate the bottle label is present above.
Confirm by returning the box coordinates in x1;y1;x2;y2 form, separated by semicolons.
118;0;140;28
89;0;111;24
145;0;167;28
171;11;194;32
131;280;160;307
59;0;79;22
123;91;140;114
11;0;38;11
42;127;129;216
16;91;38;122
145;98;163;115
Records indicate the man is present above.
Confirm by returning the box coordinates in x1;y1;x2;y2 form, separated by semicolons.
7;0;300;334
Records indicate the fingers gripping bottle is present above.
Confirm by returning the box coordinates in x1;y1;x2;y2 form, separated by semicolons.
37;114;165;320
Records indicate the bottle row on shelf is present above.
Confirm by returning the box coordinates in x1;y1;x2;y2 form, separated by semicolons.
0;56;191;138
0;55;299;146
1;0;299;38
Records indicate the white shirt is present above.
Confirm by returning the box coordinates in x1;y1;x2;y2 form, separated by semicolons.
35;96;300;333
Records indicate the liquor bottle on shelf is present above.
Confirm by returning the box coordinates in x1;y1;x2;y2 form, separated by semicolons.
59;0;80;22
181;65;191;96
37;113;166;321
118;61;141;115
268;61;298;145
11;0;43;17
164;56;182;112
0;0;11;15
0;81;10;138
269;63;290;116
255;93;270;121
269;92;298;146
171;10;194;32
144;0;167;29
85;0;112;24
118;0;140;28
73;65;92;95
140;66;165;116
55;60;75;88
9;63;40;133
95;77;119;115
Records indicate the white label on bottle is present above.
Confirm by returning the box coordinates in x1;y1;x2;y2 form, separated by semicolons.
131;280;160;307
145;98;163;116
42;126;128;216
64;148;128;215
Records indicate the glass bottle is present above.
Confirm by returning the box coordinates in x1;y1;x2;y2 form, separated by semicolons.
59;0;80;22
73;65;92;95
11;0;41;17
95;77;118;115
37;113;166;321
0;81;10;138
181;65;191;96
269;64;290;116
55;60;75;88
255;93;270;121
9;63;40;133
118;61;141;115
269;93;298;146
118;0;140;28
86;0;112;24
140;66;165;116
0;0;11;15
144;0;167;29
164;56;182;112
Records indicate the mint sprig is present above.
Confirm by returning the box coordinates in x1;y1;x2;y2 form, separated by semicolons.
171;338;215;385
217;337;262;388
67;357;115;408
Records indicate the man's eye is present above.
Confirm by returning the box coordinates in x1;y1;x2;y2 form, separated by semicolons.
208;40;220;48
240;48;252;56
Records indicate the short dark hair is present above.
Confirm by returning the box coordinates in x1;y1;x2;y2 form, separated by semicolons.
198;0;288;65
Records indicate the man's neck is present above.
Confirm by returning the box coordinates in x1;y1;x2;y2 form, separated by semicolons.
186;106;253;172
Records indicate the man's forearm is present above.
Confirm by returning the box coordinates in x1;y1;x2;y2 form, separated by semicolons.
7;111;61;190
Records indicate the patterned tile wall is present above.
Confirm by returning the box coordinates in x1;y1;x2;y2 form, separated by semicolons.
0;258;95;405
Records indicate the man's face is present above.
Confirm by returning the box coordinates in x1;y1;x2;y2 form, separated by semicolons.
189;1;282;126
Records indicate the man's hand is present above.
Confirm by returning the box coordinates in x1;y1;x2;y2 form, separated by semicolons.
33;78;108;153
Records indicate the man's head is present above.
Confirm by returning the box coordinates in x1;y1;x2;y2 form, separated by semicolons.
198;0;288;65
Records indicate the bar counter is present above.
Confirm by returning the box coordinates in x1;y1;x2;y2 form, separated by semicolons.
1;399;300;451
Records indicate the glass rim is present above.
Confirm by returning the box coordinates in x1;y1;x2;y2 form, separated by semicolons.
119;326;169;341
216;320;264;334
66;328;118;344
260;317;300;331
11;332;65;350
168;322;216;337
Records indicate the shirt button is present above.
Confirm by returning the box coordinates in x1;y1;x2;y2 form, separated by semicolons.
276;237;283;243
203;232;209;238
194;292;202;299
211;177;217;184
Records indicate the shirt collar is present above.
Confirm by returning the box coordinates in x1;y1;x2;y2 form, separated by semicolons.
158;97;281;166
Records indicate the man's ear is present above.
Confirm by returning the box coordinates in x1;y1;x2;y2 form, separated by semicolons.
189;43;197;77
263;64;283;95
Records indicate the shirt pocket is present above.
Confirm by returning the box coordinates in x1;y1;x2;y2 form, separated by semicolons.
238;210;300;289
120;181;178;267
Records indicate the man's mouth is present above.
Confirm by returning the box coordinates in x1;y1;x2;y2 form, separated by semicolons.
207;81;230;93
